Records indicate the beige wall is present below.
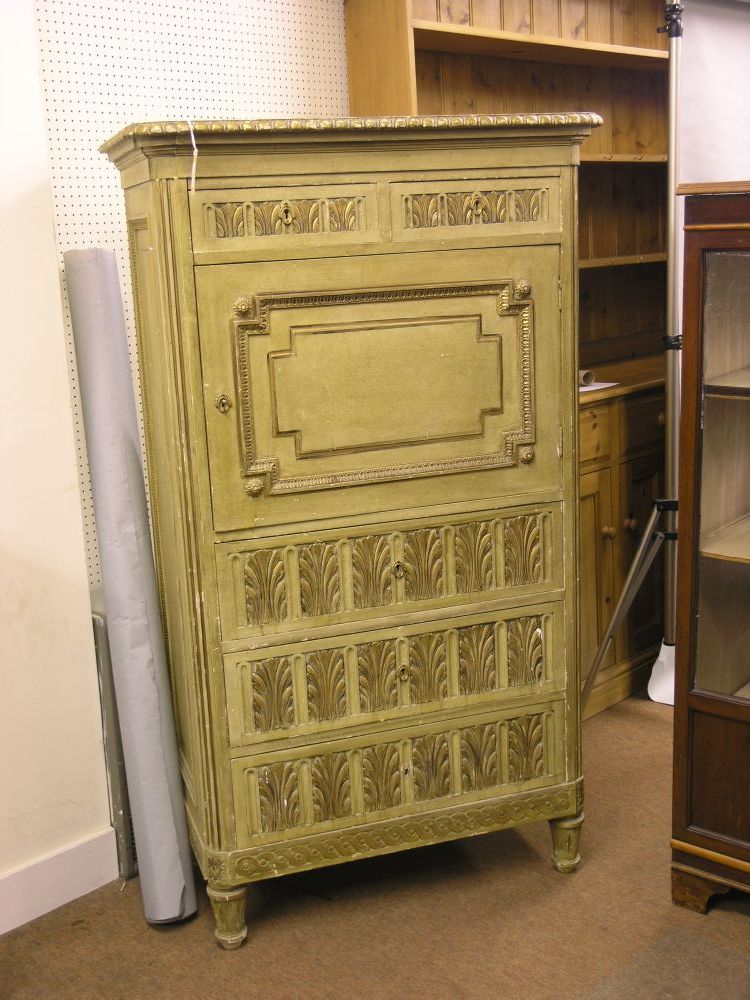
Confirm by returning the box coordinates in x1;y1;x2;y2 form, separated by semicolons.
0;0;115;917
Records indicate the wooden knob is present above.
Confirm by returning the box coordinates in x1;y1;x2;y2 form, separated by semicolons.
601;526;617;539
624;518;638;532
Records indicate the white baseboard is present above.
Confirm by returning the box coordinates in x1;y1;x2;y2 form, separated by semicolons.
0;827;119;936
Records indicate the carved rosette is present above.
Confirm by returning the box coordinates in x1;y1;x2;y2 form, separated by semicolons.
351;534;393;609
358;640;399;713
408;632;448;705
461;724;500;792
306;648;347;723
507;616;545;687
257;762;302;833
458;624;497;695
361;744;402;812
298;542;341;617
244;549;287;626
412;733;452;802
455;520;494;594
311;752;352;823
250;658;295;733
508;715;546;783
503;514;543;586
403;528;444;602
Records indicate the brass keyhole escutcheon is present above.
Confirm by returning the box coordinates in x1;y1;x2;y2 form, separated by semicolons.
398;666;409;682
393;561;405;579
280;204;293;226
216;394;232;414
470;193;483;216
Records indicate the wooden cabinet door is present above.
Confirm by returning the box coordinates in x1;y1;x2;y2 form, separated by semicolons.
579;468;616;688
195;245;564;533
616;451;664;662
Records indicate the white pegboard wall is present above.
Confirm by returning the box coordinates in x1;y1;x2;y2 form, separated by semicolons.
34;0;350;586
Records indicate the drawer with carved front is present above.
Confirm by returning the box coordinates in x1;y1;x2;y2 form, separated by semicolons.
190;183;379;256
223;602;565;751
389;173;561;244
216;504;562;643
230;699;565;849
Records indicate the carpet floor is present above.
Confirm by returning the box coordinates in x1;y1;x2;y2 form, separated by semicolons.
1;695;749;999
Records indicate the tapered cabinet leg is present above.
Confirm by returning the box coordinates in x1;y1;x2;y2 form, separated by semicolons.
549;812;583;873
207;884;248;950
671;869;731;914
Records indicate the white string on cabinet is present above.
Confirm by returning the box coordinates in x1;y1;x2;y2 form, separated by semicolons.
34;0;349;585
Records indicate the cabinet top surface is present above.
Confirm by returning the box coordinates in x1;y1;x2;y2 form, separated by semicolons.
100;112;602;156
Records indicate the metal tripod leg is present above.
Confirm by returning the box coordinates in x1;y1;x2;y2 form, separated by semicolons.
581;502;667;710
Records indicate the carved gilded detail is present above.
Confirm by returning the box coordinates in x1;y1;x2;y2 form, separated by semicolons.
233;281;535;497
461;724;500;792
403;188;548;230
361;744;402;812
455;520;494;594
257;762;302;833
358;641;399;713
408;632;448;705
503;514;543;586
204;196;366;240
508;715;546;782
351;534;393;610
403;528;444;601
298;542;340;617
101;114;603;157
230;785;578;880
306;648;347;723
458;624;497;695
412;733;452;802
244;549;287;626
311;752;352;823
250;658;295;733
507;617;545;687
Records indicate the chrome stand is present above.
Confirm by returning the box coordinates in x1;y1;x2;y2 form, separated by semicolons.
582;3;684;711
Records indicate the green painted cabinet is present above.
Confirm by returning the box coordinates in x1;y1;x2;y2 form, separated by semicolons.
102;113;599;947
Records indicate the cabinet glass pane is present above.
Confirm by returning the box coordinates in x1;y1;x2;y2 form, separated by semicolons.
694;251;750;700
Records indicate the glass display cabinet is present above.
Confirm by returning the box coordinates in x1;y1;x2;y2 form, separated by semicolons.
672;184;750;913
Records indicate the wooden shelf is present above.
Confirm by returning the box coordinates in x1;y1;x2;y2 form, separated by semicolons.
735;680;750;700
705;366;750;397
580;253;666;270
701;514;750;564
412;20;668;70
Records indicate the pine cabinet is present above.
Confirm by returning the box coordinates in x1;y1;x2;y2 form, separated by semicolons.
102;114;598;947
672;185;750;913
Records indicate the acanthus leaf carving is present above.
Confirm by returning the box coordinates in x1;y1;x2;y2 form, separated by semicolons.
403;528;444;602
358;640;399;714
244;548;287;626
461;723;500;792
408;632;448;705
298;541;341;618
508;714;546;782
507;616;545;687
412;733;452;802
250;657;295;733
306;648;347;723
311;752;352;823
503;514;543;586
351;534;393;610
361;743;402;812
458;623;497;695
257;761;302;833
455;520;494;594
403;187;548;230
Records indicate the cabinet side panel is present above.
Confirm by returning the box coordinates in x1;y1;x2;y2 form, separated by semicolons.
346;0;417;115
125;183;214;848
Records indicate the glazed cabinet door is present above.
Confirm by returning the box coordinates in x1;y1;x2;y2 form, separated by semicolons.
195;245;565;533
